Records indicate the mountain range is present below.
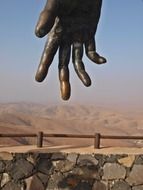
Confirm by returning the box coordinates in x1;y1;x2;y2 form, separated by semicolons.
0;102;143;148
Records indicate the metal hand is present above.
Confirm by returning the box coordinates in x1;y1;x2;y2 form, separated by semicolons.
35;0;106;100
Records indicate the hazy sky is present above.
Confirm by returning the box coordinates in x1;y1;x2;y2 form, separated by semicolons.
0;0;143;108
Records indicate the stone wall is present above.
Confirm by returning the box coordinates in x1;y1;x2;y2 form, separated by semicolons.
0;152;143;190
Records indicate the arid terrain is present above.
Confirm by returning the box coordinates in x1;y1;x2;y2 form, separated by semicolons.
0;102;143;148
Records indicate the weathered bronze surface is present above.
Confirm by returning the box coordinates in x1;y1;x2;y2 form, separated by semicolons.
35;0;106;100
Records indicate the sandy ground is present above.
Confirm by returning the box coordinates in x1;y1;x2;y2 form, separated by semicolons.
1;145;143;155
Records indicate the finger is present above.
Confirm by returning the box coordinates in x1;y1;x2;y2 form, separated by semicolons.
59;43;71;100
35;0;58;38
72;42;91;87
35;32;59;82
85;37;107;64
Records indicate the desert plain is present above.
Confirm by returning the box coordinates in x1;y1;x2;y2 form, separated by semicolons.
0;102;143;152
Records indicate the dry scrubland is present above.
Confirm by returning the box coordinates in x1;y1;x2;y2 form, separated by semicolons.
0;103;143;148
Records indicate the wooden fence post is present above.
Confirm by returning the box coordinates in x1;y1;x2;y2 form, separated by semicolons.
94;133;100;149
37;131;44;148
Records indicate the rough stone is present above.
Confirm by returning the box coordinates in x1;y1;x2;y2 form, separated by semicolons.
94;155;106;166
38;153;52;159
53;160;75;173
1;153;143;190
103;163;126;180
77;154;98;166
28;153;40;162
13;153;28;160
0;152;13;161
0;173;2;180
93;181;107;190
25;175;45;190
58;174;80;189
20;181;27;190
67;153;78;163
51;153;67;161
1;181;21;190
37;158;53;175
104;155;118;163
71;165;99;179
111;181;131;190
46;172;64;190
0;161;5;173
74;181;92;190
37;172;49;187
126;165;143;185
0;173;11;187
6;159;35;181
132;185;143;190
26;155;36;165
134;156;143;165
94;154;125;166
118;155;135;167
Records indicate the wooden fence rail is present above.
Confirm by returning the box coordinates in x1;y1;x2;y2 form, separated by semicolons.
0;132;143;149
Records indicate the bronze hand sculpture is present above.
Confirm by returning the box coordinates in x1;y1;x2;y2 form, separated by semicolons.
35;0;106;100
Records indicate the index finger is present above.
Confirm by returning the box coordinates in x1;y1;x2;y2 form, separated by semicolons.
35;0;58;38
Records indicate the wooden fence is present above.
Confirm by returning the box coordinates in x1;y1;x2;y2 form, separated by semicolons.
1;132;143;149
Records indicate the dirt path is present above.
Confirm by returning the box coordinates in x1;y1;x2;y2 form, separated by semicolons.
0;145;143;155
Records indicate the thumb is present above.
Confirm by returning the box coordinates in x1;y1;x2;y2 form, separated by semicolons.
35;0;58;38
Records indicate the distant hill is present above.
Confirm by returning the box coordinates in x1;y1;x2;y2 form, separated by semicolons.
0;102;143;148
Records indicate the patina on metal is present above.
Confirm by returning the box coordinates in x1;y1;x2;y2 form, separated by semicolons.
35;0;106;100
